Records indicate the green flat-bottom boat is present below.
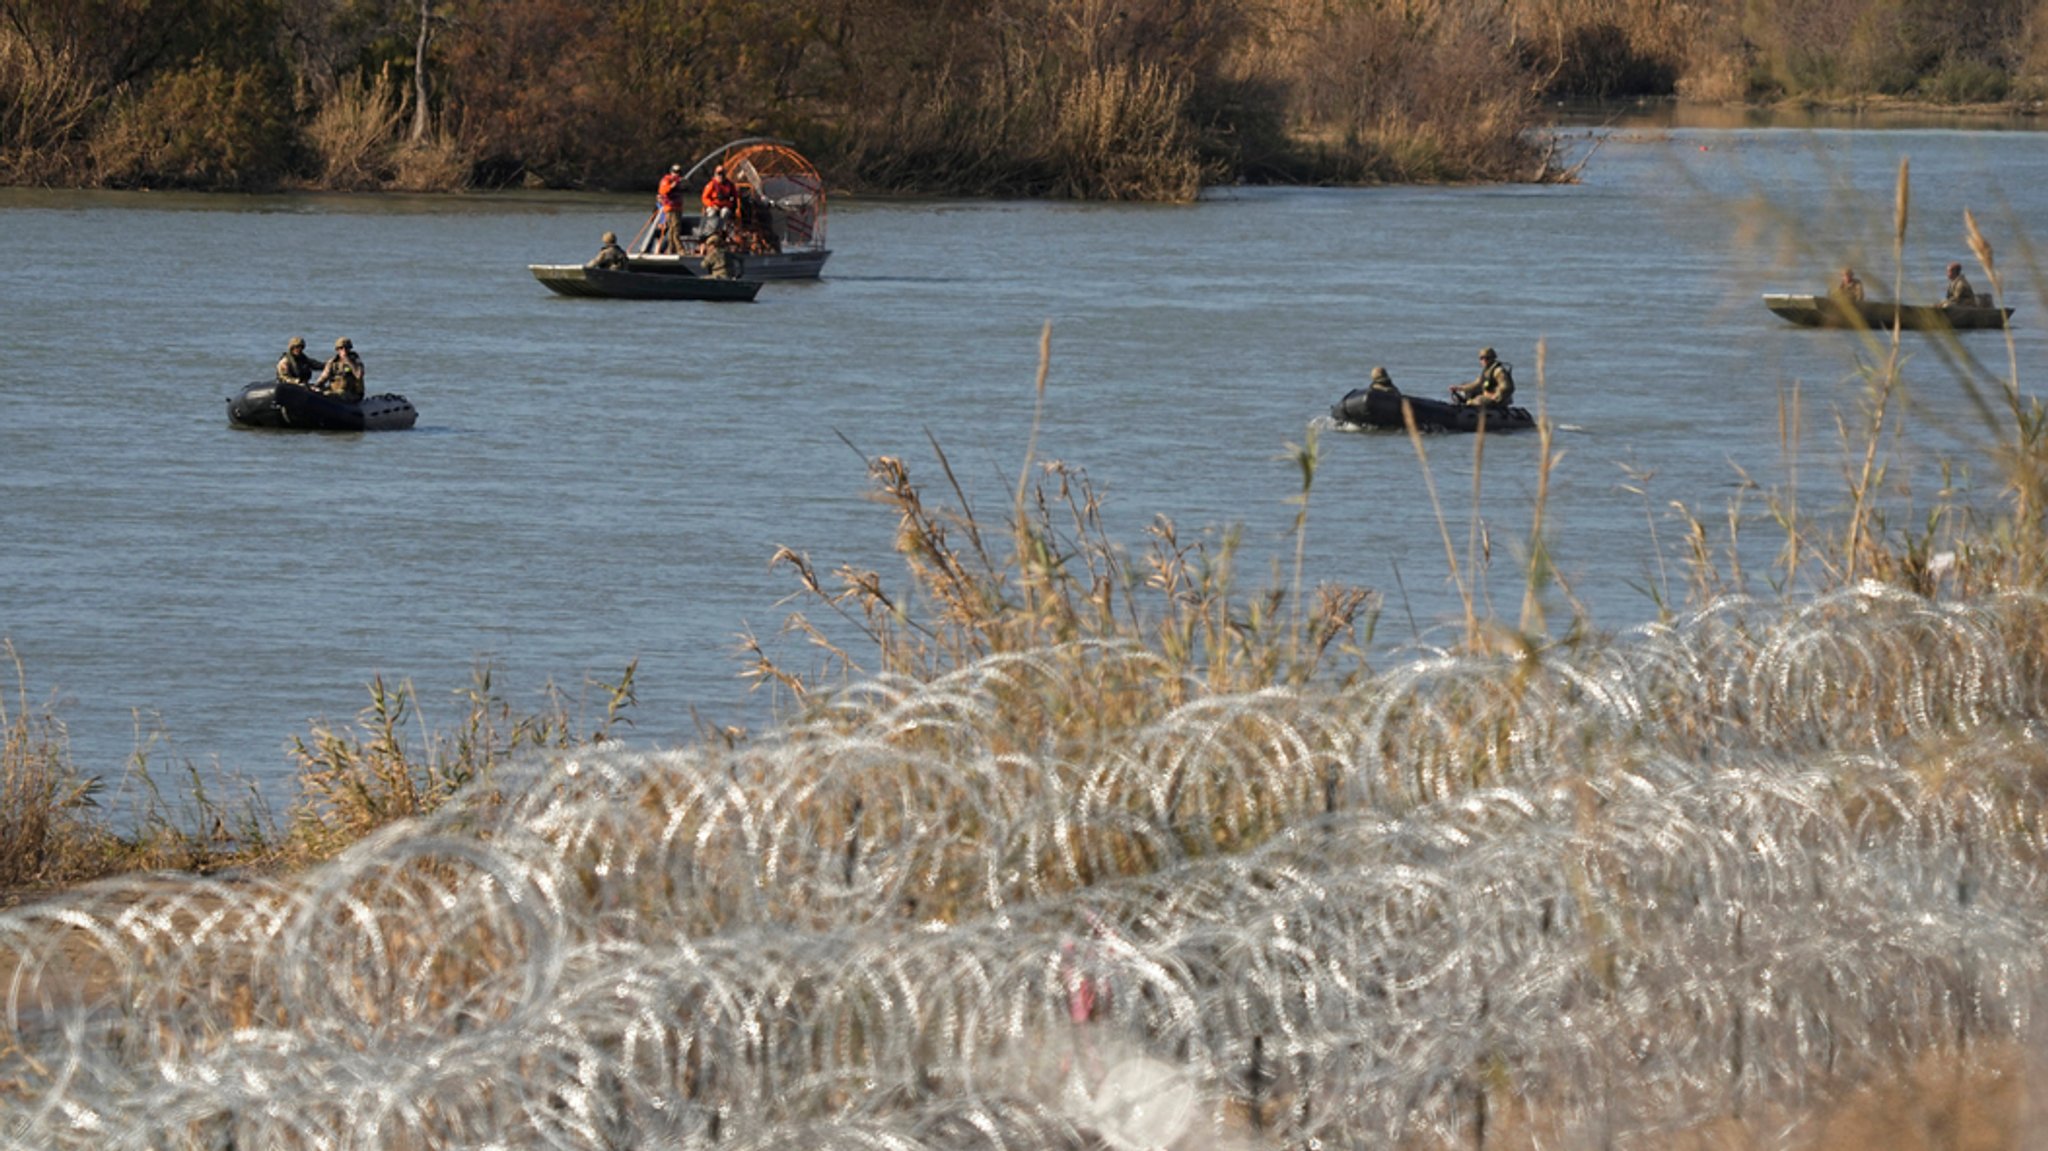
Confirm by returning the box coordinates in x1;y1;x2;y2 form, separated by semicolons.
1763;293;2013;331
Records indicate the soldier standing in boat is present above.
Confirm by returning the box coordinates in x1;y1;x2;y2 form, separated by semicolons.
1943;261;1978;307
275;336;322;387
1451;347;1514;408
316;337;365;402
586;230;628;270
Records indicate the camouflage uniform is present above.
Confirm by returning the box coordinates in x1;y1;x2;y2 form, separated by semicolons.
1945;265;1977;307
700;237;736;280
1452;350;1514;408
586;232;628;270
276;339;322;386
318;339;365;402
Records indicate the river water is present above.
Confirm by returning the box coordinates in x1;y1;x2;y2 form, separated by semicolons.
3;119;2045;805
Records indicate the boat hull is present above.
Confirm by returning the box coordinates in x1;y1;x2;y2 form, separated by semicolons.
625;248;830;281
228;382;418;431
530;264;764;300
1763;293;2013;330
1330;387;1535;434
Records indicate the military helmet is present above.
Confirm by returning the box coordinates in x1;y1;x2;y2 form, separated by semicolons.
1479;347;1497;361
1370;366;1391;383
335;337;352;350
1948;261;1963;275
602;231;618;244
288;336;305;350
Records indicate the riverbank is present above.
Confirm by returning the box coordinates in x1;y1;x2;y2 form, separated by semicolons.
15;0;2045;199
1557;94;2048;131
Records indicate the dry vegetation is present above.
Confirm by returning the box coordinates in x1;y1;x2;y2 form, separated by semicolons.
2;0;2043;197
0;654;639;902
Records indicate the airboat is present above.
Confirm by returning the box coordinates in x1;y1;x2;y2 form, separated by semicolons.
629;138;831;281
529;139;831;294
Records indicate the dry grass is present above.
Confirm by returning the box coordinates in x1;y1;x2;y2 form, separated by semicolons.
0;643;104;892
743;324;1377;744
284;662;636;859
0;29;99;184
302;64;473;193
0;658;639;902
304;67;406;191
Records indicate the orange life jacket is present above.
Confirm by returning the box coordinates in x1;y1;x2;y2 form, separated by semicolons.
657;172;684;209
702;175;737;211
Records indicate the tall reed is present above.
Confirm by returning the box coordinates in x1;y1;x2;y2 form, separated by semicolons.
0;643;100;894
0;658;641;898
745;323;1375;744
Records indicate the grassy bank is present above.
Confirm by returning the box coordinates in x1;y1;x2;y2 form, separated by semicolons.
0;651;638;904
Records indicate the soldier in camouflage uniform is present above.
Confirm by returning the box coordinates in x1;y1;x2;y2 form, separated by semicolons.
316;337;365;402
1833;267;1865;302
699;231;736;280
1943;261;1978;307
275;336;322;387
586;231;628;270
1450;347;1514;408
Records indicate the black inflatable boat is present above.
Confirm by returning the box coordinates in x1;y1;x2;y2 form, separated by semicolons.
1330;385;1534;434
228;382;418;431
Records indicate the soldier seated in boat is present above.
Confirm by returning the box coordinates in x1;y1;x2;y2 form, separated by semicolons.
316;337;365;402
275;336;322;387
586;230;628;270
1831;266;1866;302
1450;347;1514;408
1368;366;1398;393
1943;261;1979;308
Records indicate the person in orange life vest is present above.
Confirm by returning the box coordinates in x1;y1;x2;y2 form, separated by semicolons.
701;164;738;234
655;164;686;252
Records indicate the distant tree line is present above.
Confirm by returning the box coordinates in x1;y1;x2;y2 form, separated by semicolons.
1;0;2043;199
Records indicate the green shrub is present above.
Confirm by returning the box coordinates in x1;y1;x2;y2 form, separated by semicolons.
1920;56;2012;103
